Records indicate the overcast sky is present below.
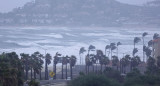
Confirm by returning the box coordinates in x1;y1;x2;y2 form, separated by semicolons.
0;0;152;13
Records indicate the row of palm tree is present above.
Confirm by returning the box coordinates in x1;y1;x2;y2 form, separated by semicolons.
82;32;160;74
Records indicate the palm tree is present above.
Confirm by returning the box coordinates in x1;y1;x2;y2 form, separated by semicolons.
65;56;69;79
39;54;44;80
130;56;141;70
79;47;86;65
99;55;109;73
105;45;110;57
88;45;96;55
85;54;92;74
69;55;77;79
53;52;61;79
112;55;119;70
110;43;116;59
61;56;65;79
90;54;96;72
31;52;43;79
134;37;141;49
0;52;24;86
142;32;148;62
121;55;131;73
146;57;157;75
45;53;52;80
133;37;141;57
96;50;104;72
133;48;138;57
20;53;30;80
116;42;122;57
153;33;159;39
144;46;152;59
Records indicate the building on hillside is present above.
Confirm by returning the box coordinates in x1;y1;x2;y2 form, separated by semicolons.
152;38;160;60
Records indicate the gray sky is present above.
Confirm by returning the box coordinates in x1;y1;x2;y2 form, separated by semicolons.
0;0;152;13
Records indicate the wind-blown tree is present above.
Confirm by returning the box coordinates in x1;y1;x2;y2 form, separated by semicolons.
29;55;34;79
79;47;86;65
133;37;141;49
99;55;110;73
142;32;148;62
133;37;141;57
110;43;116;60
20;53;30;80
39;54;44;80
61;56;66;79
69;55;77;79
112;56;119;70
85;54;92;74
53;52;61;79
65;55;70;79
144;46;152;59
95;50;104;72
0;52;24;86
31;52;43;79
130;56;141;70
132;48;138;57
146;57;158;75
90;54;96;72
121;55;131;73
105;45;110;57
153;33;159;39
88;45;96;55
148;40;153;47
157;56;160;69
116;42;122;57
45;53;52;80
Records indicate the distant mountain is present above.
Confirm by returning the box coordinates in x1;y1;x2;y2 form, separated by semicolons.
0;0;159;26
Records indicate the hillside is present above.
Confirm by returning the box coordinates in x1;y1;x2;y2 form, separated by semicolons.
0;0;159;26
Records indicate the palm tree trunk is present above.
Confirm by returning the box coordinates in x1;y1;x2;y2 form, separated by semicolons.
54;64;56;79
111;50;112;60
45;60;47;80
92;65;94;72
117;47;118;57
34;69;36;79
79;54;81;65
62;64;64;79
100;64;102;74
40;69;41;80
143;37;145;62
88;66;90;73
85;65;87;74
70;66;72;79
66;64;67;79
31;68;32;80
105;49;106;56
46;64;48;80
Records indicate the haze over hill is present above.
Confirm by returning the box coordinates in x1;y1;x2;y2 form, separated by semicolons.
0;0;159;27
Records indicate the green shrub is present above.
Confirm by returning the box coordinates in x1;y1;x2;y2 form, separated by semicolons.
27;79;40;86
68;74;120;86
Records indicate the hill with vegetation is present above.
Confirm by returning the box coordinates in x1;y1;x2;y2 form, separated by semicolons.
0;0;159;26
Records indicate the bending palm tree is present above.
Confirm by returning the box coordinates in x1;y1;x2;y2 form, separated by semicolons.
110;43;116;60
116;42;122;57
112;55;119;70
20;53;30;80
142;32;148;62
133;37;141;57
69;55;77;79
88;45;96;55
79;47;86;65
53;52;61;79
45;53;52;80
105;45;110;57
